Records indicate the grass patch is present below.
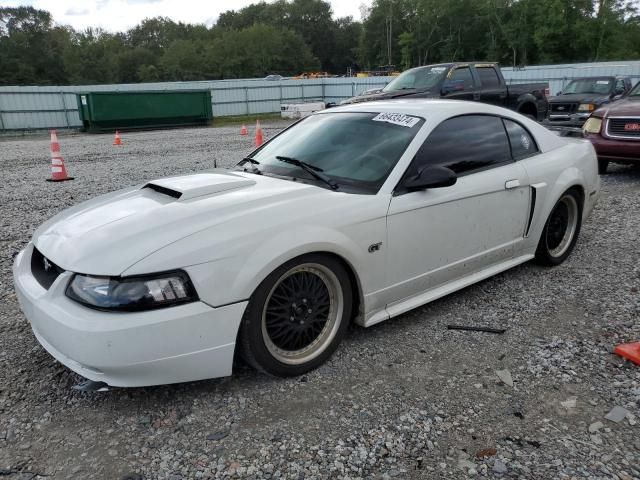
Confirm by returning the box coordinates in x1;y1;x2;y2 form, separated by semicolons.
211;113;283;127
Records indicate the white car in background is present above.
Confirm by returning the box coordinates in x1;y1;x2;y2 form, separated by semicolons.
13;100;600;387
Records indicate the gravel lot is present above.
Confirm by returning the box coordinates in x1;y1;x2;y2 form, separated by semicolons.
0;123;639;480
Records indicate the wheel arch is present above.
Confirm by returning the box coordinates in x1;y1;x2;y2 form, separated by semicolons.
517;100;538;118
244;250;365;325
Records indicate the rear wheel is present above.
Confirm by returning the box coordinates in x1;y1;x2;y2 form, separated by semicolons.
598;159;609;174
535;190;582;266
239;254;352;376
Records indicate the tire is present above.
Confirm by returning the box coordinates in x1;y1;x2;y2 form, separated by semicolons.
598;159;609;174
238;254;353;377
535;190;582;266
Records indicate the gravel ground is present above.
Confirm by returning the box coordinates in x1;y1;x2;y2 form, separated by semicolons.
0;123;639;480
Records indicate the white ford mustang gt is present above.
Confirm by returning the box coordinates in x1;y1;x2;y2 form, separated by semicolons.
13;99;600;387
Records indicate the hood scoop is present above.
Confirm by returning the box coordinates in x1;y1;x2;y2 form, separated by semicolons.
143;172;256;201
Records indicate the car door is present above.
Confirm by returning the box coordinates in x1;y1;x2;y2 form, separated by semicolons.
442;66;477;101
384;114;531;308
475;65;508;107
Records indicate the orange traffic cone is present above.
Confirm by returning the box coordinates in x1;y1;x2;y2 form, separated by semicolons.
113;130;122;146
614;342;640;365
240;124;248;136
46;130;73;182
255;120;264;147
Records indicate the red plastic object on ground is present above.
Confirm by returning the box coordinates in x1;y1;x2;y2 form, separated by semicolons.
614;342;640;365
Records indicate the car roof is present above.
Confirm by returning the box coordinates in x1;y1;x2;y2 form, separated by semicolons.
327;98;514;119
323;98;568;153
570;76;624;81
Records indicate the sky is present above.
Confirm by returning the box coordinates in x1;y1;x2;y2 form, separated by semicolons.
2;0;372;32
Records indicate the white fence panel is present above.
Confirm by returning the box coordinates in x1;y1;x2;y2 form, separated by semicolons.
3;61;640;131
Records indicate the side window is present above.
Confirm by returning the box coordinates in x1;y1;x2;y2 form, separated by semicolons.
449;67;475;90
615;79;626;92
503;119;538;160
476;67;501;88
404;115;512;181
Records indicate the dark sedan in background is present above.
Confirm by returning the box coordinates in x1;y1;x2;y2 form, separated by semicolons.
546;76;633;130
583;81;640;173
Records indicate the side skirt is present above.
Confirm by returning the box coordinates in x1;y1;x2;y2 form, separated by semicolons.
363;254;534;328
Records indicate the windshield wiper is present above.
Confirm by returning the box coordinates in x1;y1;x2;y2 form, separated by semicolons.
275;156;339;190
237;157;262;175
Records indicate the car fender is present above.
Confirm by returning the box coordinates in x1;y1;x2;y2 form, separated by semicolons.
202;225;368;307
528;172;589;252
123;220;382;310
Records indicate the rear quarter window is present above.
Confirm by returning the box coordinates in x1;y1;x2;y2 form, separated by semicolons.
503;119;538;160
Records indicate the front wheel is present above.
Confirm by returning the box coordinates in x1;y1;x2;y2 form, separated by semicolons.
238;254;352;377
535;190;582;266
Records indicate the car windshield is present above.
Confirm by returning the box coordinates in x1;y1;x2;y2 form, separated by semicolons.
628;82;640;96
563;78;612;95
242;112;424;194
382;65;450;92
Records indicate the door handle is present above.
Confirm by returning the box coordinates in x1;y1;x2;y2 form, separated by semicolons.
505;179;520;189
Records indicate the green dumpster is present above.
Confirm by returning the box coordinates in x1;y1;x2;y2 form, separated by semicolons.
76;90;213;132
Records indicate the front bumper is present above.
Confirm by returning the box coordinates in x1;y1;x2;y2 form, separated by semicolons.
13;244;247;387
585;134;640;163
544;112;591;129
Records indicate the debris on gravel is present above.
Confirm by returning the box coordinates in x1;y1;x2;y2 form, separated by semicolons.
1;124;639;479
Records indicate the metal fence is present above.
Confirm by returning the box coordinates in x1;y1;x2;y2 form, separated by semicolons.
2;60;640;131
0;77;391;131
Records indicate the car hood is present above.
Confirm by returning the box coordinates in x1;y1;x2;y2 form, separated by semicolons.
549;93;611;104
32;171;343;276
593;97;640;117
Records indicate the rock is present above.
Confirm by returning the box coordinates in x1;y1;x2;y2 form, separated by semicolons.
495;369;513;387
604;406;630;423
493;459;508;474
475;448;497;459
560;397;577;410
206;430;230;441
588;421;604;432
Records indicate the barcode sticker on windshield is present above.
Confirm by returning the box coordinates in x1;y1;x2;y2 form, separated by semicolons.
596;80;609;85
372;113;420;128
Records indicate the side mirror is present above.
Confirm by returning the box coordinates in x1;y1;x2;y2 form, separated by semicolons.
403;165;457;191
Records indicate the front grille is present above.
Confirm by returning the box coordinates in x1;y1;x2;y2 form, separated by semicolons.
607;117;640;140
31;248;64;290
549;102;578;114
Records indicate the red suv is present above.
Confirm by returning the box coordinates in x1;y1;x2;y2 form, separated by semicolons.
583;81;640;174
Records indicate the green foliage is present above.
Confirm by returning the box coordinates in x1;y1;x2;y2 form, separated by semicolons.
0;0;639;86
358;0;640;69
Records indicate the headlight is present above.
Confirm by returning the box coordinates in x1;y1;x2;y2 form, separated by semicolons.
66;270;198;311
578;103;596;112
583;117;602;134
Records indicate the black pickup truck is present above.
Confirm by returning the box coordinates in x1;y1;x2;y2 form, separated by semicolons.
545;76;633;130
341;62;549;121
